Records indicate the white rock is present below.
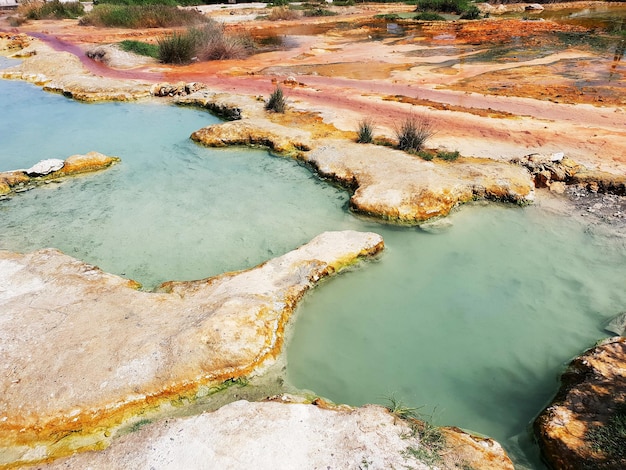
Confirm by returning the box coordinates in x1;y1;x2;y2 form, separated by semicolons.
24;159;64;176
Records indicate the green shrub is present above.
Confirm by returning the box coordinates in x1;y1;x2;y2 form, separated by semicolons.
414;11;445;20
460;5;481;19
266;85;287;113
415;0;468;14
79;4;206;28
24;0;84;20
158;31;196;64
437;150;460;161
356;118;375;144
119;40;159;58
417;150;434;161
395;114;435;153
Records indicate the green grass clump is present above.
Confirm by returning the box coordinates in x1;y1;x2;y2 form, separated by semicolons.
384;396;446;466
79;4;206;28
24;0;84;20
119;40;159;58
437;149;460;161
415;0;468;14
417;150;434;161
586;405;626;461
158;31;196;64
356;118;375;144
265;85;287;113
395;114;435;154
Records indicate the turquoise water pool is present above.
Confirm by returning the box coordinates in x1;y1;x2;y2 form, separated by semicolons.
1;77;625;468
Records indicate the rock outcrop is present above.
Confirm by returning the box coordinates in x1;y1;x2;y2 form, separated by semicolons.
534;337;626;470
511;153;626;196
0;34;152;102
192;118;534;223
0;231;383;467
34;399;514;470
0;152;120;197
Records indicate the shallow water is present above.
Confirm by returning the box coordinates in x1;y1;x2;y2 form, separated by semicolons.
0;79;360;288
1;79;625;469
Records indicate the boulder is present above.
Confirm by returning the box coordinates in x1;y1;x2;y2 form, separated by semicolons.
534;337;626;469
35;399;514;470
85;44;157;69
0;231;383;467
24;158;65;176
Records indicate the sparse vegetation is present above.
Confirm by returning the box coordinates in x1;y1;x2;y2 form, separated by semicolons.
119;40;159;58
266;85;287;113
384;395;446;466
437;149;460;161
460;5;482;19
356;118;376;144
79;4;206;28
586;405;626;461
417;150;434;161
415;0;468;14
157;31;196;64
19;0;84;20
395;114;435;153
156;22;251;64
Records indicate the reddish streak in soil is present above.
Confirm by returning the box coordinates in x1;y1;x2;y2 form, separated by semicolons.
28;32;165;81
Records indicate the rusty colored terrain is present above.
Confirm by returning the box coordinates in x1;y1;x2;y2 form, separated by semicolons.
1;2;625;174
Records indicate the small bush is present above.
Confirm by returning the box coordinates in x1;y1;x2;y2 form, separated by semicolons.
80;4;206;28
119;40;159;58
460;5;481;19
267;6;301;21
417;150;434;161
356;118;375;144
22;0;84;20
415;0;468;14
395;114;435;153
266;85;287;113
437;150;460;161
158;31;196;64
157;22;251;64
414;11;445;20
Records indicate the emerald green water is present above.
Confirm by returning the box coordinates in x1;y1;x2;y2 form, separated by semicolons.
1;78;625;468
